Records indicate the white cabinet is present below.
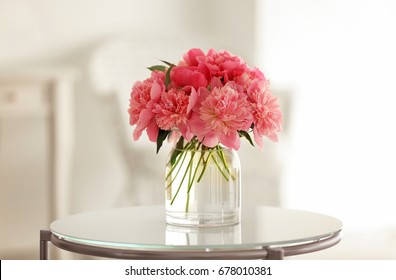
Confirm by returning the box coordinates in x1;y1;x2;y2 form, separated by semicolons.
0;70;77;259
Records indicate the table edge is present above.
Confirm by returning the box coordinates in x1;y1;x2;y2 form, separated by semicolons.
49;230;342;260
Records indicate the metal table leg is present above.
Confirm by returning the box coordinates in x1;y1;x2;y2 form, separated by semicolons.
40;230;52;260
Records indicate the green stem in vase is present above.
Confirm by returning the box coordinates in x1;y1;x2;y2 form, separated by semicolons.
185;192;190;212
184;141;203;210
166;149;188;189
216;146;236;181
169;151;194;205
166;139;196;189
210;152;230;182
169;140;200;206
187;149;203;193
197;150;212;183
186;157;193;211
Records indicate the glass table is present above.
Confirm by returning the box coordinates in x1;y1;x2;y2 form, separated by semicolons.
40;205;342;260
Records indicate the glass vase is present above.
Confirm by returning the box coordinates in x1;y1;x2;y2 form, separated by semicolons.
165;140;241;227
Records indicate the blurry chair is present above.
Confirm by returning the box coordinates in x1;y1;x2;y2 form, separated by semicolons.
86;38;166;207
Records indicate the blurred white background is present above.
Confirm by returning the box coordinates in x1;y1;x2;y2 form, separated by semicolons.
0;0;395;259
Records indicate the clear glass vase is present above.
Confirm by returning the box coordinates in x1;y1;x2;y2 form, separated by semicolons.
165;139;241;227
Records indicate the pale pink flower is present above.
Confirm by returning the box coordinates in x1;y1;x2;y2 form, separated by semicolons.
128;79;152;126
234;67;266;91
247;80;283;149
128;71;165;142
189;84;252;150
153;87;192;137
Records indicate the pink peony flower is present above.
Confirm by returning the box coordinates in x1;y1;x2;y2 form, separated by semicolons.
198;49;247;83
181;48;206;66
189;83;252;150
128;48;283;153
247;80;283;149
170;66;209;90
128;79;152;126
234;67;266;91
153;87;195;139
128;71;165;142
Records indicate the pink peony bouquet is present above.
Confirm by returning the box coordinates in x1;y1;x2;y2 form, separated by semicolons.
128;48;283;153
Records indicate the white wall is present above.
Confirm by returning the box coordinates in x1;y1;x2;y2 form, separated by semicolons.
0;0;255;70
256;0;396;230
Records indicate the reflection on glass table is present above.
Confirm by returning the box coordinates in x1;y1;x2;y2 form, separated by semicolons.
166;224;242;246
40;205;342;260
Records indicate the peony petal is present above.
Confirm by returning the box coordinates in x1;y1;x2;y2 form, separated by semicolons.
178;123;188;139
133;123;146;141
187;87;198;114
167;130;181;144
210;77;223;88
267;133;279;142
219;132;240;151
150;81;162;100
171;66;208;89
191;71;208;89
139;109;154;127
188;112;206;134
201;132;218;148
253;127;264;150
183;48;205;66
197;87;210;105
221;60;239;72
146;118;159;142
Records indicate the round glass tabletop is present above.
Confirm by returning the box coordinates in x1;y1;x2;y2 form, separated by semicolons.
50;205;342;251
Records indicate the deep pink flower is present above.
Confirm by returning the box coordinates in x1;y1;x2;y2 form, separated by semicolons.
182;48;206;66
189;84;252;150
170;66;209;89
247;80;283;149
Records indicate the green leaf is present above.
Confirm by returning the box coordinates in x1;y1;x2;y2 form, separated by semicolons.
238;130;255;147
156;129;170;154
160;60;175;67
148;65;166;72
164;64;174;89
170;137;184;165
